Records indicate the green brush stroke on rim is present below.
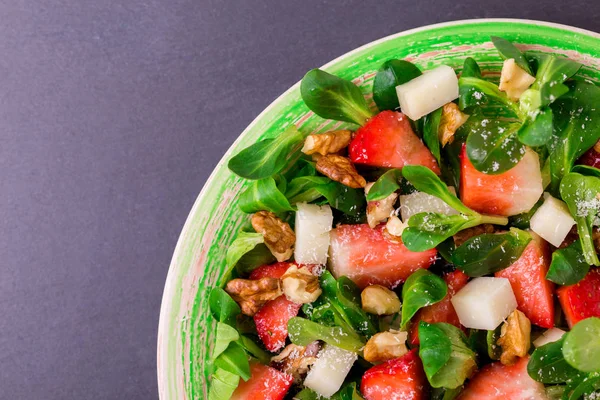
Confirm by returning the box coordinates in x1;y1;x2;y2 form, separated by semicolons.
157;19;600;399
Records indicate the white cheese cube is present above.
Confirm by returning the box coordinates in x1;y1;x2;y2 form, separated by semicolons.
533;328;566;348
451;277;518;330
294;203;333;264
530;194;575;247
396;65;459;120
303;344;357;397
399;188;458;221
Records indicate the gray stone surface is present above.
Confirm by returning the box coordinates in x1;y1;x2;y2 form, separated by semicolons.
1;1;598;398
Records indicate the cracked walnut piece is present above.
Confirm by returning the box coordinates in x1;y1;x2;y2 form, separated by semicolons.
316;154;366;189
363;330;409;364
271;342;321;383
361;285;401;315
301;130;352;156
225;277;282;316
497;309;531;366
439;103;469;147
281;266;322;304
251;211;295;262
365;182;398;229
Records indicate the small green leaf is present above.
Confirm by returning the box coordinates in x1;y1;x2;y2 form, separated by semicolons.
301;68;373;125
527;337;582;384
563;372;600;400
490;36;532;74
287;317;365;353
234;244;276;276
225;232;264;270
486;325;503;360
373;59;422;111
572;165;600;177
418;322;477;389
546;240;589;286
465;119;525;174
402;213;476;252
238;335;270;364
458;76;518;113
452;228;532;277
461;57;482;79
401;270;448;329
208;368;240;400
212;322;240;361
238;177;294;214
401;165;473;215
213;341;251;381
517;108;553;147
563;317;600;373
331;382;364;400
228;125;304;180
423;108;443;164
366;169;402;201
209;288;240;326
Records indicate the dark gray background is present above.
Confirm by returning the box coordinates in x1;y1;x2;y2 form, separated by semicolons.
1;1;598;398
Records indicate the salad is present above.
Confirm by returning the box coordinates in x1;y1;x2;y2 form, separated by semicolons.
207;37;600;400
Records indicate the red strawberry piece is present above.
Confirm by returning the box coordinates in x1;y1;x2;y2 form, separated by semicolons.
557;268;600;328
577;146;600;169
361;349;429;400
495;235;555;328
250;262;301;352
456;356;548;400
349;110;440;174
409;270;469;345
460;145;543;216
329;224;437;289
230;361;293;400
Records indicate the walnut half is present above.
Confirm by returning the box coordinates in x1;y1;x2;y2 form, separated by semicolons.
271;342;321;383
497;309;531;366
225;277;282;316
363;330;409;364
316;154;366;189
439;103;469;147
365;183;398;228
301;130;352;156
251;211;295;262
281;266;322;304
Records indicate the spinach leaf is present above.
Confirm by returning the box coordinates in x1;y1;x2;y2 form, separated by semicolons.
401;165;473;215
234;244;276;276
517;107;554;147
208;368;240;400
563;372;600;400
563;317;600;373
287;317;365;353
373;59;422;111
528;337;582;384
418;322;477;389
423;107;443;164
486;325;503;360
286;176;332;204
209;288;240;326
461;57;482;79
225;232;266;274
452;228;532;277
332;382;364;400
401;270;448;329
560;173;600;266
546;240;589;285
458;76;518;113
544;385;565;400
212;322;240;361
238;177;294;214
437;238;456;264
294;388;319;400
366;169;402;201
238;335;270;364
228;125;304;180
213;341;251;381
301;68;373;126
490;36;532;74
572;165;600;177
548;81;600;194
465;118;525;174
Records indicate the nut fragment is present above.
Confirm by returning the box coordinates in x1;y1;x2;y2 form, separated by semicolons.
595;139;600;153
225;277;282;316
497;309;531;366
271;342;321;383
281;266;322;304
365;183;399;228
251;211;295;262
301;130;352;156
439;103;469;147
316;154;366;189
499;58;536;101
453;224;495;247
363;330;409;364
384;215;406;239
361;285;401;315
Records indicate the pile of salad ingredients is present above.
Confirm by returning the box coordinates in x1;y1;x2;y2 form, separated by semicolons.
207;37;600;400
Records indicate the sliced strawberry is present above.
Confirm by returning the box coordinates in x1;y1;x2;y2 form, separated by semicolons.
349;110;440;174
495;235;554;328
250;262;301;352
577;146;600;169
329;224;437;289
456;357;547;400
230;362;293;400
409;270;469;345
460;146;543;216
361;349;429;400
557;268;600;328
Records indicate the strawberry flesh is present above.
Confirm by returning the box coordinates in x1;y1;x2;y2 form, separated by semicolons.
230;362;293;400
557;268;600;328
